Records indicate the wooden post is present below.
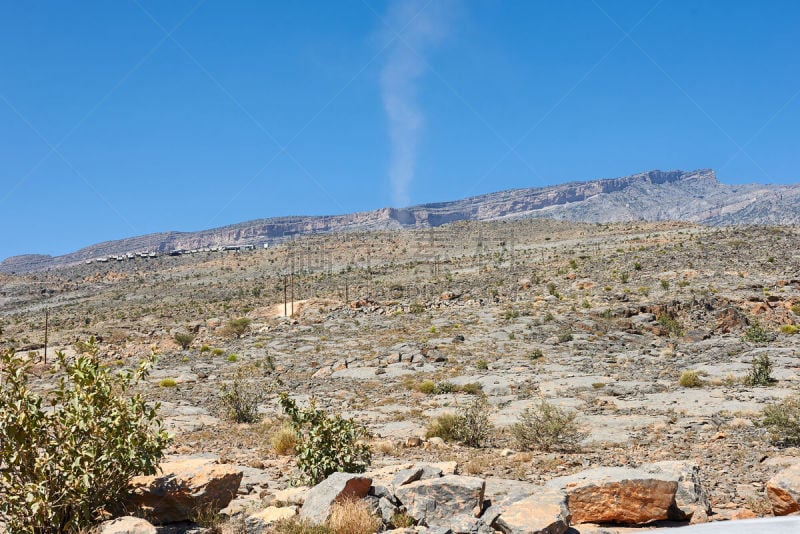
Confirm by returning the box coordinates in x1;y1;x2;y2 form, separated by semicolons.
43;308;49;365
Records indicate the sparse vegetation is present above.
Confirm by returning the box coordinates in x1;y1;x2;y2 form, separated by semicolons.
743;321;770;343
760;395;800;446
510;399;586;452
220;366;267;423
426;396;493;447
679;370;703;388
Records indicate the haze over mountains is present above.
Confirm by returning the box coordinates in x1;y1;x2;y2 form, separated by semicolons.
3;168;799;273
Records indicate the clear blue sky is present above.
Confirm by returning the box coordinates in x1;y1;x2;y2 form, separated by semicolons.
1;1;798;260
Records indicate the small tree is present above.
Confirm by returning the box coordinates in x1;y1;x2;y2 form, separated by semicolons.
226;317;252;337
278;394;371;485
174;331;195;350
0;342;171;532
744;353;773;386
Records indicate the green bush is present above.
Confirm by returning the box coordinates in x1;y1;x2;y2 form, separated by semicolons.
743;321;771;343
510;399;586;452
744;353;773;386
760;395;800;446
159;378;177;387
278;394;371;485
226;317;252;337
657;314;684;337
0;344;170;532
174;331;195;349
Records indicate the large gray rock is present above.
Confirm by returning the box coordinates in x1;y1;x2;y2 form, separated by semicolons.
299;472;372;524
394;475;485;527
492;489;571;534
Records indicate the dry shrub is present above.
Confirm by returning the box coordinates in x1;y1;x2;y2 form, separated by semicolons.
510;399;586;452
271;424;298;455
273;518;333;534
327;498;381;534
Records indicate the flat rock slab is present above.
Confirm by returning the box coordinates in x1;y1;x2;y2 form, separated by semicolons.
493;489;571;534
394;474;486;527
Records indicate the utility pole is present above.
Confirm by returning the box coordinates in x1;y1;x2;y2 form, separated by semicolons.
283;275;288;317
43;308;49;365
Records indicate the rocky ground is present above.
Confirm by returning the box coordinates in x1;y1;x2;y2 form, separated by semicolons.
2;219;800;531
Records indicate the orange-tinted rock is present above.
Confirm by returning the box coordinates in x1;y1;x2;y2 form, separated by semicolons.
767;464;800;516
127;457;243;524
546;466;690;525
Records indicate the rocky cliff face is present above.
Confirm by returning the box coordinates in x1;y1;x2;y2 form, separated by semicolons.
3;168;798;273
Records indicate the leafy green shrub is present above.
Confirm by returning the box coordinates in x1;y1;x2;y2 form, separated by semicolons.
174;331;195;349
211;347;225;356
744;353;773;386
679;370;703;388
0;345;170;532
159;378;177;387
760;395;800;446
278;394;371;485
743;321;770;343
226;317;252;337
529;349;544;360
226;353;239;362
200;344;211;353
510;399;586;452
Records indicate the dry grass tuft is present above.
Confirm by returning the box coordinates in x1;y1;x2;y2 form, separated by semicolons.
327;498;381;534
271;424;298;455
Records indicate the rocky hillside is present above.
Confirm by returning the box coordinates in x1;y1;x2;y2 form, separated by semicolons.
3;168;798;273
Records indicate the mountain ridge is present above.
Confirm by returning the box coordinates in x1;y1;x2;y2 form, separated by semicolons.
4;168;799;273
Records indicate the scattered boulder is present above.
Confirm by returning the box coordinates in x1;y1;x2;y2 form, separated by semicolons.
766;463;800;516
394;475;485;527
492;489;571;534
299;472;372;524
95;516;157;534
127;457;243;524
